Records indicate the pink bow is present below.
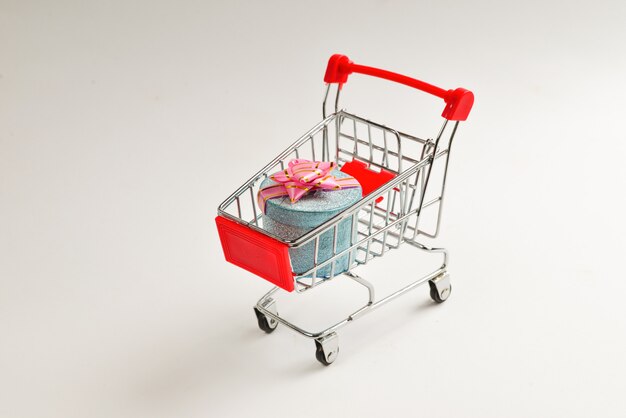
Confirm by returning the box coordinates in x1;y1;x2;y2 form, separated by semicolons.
257;159;361;213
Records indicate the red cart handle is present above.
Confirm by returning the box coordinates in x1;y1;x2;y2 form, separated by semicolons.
324;54;474;121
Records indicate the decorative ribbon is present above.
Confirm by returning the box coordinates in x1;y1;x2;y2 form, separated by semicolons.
257;159;361;213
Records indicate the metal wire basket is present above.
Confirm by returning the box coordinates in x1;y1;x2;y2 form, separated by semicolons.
216;54;474;365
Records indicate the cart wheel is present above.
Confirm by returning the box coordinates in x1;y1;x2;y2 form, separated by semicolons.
428;273;452;303
253;307;278;333
314;333;339;366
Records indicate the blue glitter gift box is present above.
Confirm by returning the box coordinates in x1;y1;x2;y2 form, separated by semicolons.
260;170;362;277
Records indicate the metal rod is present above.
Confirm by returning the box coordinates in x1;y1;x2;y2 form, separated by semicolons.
365;200;375;262
322;83;331;119
330;224;338;278
249;187;258;226
338;135;422;166
345;271;375;303
367;123;374;162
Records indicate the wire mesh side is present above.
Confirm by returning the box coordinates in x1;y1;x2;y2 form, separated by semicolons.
217;115;340;238
292;116;459;291
217;111;460;292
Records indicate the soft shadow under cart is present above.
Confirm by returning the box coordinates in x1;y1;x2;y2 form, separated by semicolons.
216;54;474;365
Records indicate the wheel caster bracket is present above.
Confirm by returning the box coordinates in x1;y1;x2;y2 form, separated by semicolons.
254;298;278;333
429;273;451;303
315;332;339;366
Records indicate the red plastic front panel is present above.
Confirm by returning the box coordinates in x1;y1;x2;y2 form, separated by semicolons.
215;216;294;292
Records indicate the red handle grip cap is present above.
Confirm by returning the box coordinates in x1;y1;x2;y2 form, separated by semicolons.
324;54;353;85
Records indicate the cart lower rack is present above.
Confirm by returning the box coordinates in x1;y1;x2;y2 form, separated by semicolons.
216;54;473;365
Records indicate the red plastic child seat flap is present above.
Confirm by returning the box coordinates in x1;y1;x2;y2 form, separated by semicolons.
340;160;396;202
215;215;294;292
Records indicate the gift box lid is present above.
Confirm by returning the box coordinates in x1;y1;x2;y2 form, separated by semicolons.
260;170;362;228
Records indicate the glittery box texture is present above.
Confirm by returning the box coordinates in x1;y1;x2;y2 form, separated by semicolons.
260;170;362;277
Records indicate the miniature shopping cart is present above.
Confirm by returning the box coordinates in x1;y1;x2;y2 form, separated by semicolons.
216;54;474;365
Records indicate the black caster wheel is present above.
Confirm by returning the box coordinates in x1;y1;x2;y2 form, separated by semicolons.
429;280;452;303
314;334;339;366
253;307;278;333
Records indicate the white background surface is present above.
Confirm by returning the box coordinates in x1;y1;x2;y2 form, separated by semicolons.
2;1;626;417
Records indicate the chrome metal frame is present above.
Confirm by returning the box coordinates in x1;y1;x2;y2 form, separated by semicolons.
217;83;461;359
